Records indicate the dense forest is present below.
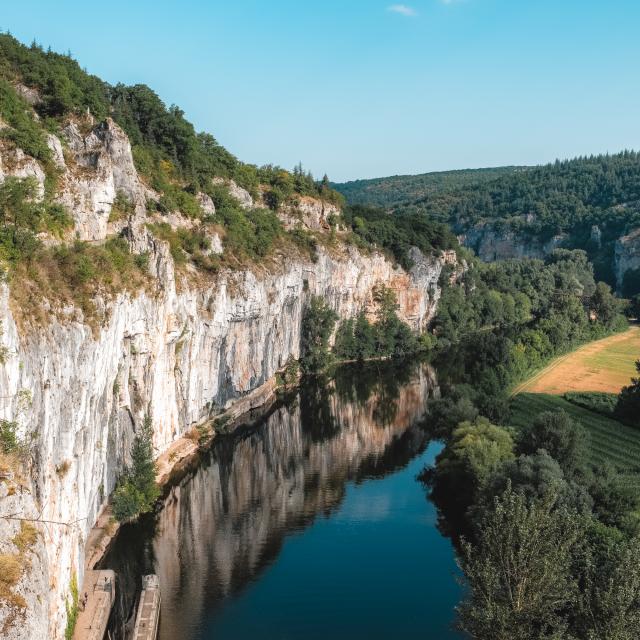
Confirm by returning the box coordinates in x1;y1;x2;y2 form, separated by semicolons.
341;203;459;269
432;249;624;421
421;248;640;639
333;166;521;208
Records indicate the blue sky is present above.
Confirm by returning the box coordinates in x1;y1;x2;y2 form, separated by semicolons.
2;1;640;181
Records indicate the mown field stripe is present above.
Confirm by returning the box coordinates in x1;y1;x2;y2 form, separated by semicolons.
510;393;640;472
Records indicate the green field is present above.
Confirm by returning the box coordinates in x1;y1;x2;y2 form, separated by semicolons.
514;327;640;396
510;393;640;474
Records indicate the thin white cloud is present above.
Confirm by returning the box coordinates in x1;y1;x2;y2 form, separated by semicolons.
388;4;418;17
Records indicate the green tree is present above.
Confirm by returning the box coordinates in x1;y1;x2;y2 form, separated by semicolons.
477;451;593;518
442;419;515;487
590;281;619;328
373;285;418;355
353;312;377;359
112;414;159;522
429;418;515;525
458;486;581;640
588;463;640;530
517;410;589;476
334;318;357;360
300;296;337;374
280;356;300;390
575;526;640;640
615;361;640;427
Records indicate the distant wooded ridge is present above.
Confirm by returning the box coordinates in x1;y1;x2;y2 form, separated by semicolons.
333;166;528;207
334;152;640;292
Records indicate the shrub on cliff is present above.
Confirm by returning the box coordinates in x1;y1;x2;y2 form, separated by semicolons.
0;419;20;454
0;176;72;266
300;296;337;374
112;415;159;522
333;293;423;362
0;79;52;164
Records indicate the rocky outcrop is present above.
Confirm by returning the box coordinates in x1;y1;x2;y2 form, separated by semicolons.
615;228;640;291
460;223;566;262
0;113;449;638
212;177;254;210
0;140;47;197
280;196;341;232
58;119;151;240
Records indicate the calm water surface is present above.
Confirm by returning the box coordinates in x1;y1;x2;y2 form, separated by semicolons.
105;362;463;639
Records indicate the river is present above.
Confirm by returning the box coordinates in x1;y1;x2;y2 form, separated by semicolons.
104;361;463;639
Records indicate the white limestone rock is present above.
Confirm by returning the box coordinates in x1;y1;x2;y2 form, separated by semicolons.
280;196;341;232
197;192;215;215
615;228;640;291
212;177;254;210
0;108;452;640
58;118;149;241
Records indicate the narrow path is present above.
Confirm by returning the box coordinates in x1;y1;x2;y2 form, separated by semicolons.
72;570;115;640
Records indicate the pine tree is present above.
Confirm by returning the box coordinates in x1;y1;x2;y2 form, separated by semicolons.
112;414;159;522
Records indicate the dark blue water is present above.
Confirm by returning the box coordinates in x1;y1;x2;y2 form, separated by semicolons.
203;441;461;640
105;362;462;640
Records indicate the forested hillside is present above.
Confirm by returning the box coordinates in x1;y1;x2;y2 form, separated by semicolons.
0;33;356;309
338;153;640;292
399;153;640;237
0;33;342;213
333;166;522;208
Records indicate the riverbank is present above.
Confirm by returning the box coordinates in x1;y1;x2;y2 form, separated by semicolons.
82;374;282;575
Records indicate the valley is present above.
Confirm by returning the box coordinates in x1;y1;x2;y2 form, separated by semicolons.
0;22;639;640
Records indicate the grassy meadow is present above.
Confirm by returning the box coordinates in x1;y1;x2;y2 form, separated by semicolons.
515;326;640;395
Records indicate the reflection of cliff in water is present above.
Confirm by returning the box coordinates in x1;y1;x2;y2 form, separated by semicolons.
104;361;438;640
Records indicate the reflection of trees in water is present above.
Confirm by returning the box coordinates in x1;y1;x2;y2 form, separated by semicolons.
104;359;437;640
299;360;423;441
298;374;339;442
334;360;422;427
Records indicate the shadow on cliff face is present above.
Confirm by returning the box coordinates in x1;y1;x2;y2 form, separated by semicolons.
103;359;439;640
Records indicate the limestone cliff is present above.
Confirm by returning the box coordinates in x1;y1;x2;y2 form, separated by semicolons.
459;223;567;262
0;118;447;638
461;222;640;293
615;228;640;291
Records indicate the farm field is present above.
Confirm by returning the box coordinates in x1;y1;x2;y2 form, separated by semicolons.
514;326;640;395
510;393;640;474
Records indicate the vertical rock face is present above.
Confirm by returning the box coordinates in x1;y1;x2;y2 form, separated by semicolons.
460;224;567;262
0;245;445;639
615;228;640;291
280;196;341;231
0;115;448;639
58;119;151;241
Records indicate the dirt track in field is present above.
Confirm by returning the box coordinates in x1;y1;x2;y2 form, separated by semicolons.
514;326;640;395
